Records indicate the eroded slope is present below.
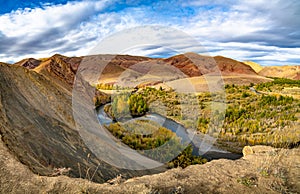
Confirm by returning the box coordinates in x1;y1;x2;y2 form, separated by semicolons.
0;63;153;183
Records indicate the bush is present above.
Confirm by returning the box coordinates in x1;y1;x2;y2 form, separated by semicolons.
128;94;149;117
242;92;250;98
168;144;207;168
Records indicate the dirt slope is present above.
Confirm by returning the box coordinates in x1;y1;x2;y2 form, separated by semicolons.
243;61;263;73
259;65;300;80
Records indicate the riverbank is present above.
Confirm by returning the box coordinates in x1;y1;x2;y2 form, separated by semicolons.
96;104;242;161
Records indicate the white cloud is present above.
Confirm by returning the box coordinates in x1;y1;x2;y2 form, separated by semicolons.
0;1;110;36
0;1;140;62
0;0;299;66
174;0;300;65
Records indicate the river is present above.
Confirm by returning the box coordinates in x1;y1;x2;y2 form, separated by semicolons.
97;104;242;160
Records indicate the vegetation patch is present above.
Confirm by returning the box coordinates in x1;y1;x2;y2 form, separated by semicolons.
106;120;207;167
237;175;258;187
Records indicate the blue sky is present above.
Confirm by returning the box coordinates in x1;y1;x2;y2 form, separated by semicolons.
0;0;299;66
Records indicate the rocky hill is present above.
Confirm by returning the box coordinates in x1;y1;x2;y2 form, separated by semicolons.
163;53;209;77
33;54;82;88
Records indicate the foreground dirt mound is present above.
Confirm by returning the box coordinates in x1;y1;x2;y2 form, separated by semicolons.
0;137;298;193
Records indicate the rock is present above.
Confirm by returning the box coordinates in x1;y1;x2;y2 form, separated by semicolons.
242;146;254;157
243;145;278;157
107;174;125;185
251;145;277;154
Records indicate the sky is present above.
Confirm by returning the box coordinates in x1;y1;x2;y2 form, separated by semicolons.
0;0;299;66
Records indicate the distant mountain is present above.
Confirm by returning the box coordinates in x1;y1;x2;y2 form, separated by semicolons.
25;54;153;87
33;54;82;88
7;53;274;94
8;53;263;91
214;56;257;75
163;53;207;76
14;58;41;69
243;61;263;73
163;53;258;77
259;65;300;80
12;53;259;85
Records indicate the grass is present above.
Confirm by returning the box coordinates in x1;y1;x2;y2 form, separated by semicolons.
259;168;271;177
237;175;258;187
77;154;101;183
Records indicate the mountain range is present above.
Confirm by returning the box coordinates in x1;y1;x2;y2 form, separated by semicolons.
12;53;299;87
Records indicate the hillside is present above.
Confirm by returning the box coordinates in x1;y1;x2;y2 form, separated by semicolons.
163;53;258;77
243;61;263;73
0;62;159;183
163;53;211;77
214;56;257;75
259;65;300;80
14;58;42;69
33;54;82;88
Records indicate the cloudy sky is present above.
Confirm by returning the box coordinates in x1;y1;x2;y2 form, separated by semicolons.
0;0;299;66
